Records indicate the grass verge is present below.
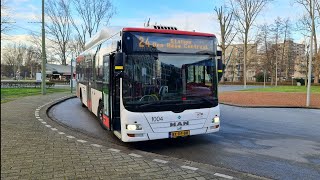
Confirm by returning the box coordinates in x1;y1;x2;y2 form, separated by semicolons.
240;86;320;93
1;88;69;103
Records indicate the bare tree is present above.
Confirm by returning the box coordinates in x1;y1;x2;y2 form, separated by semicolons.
295;0;319;84
1;0;13;36
270;17;283;86
69;35;83;57
230;0;271;87
24;46;41;78
71;0;115;53
316;0;320;16
214;5;237;82
258;23;274;84
29;32;43;56
45;0;72;65
2;43;27;79
279;18;292;80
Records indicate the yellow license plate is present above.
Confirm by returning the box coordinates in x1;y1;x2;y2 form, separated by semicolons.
170;130;190;138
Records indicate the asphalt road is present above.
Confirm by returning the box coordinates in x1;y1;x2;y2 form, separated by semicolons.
218;85;267;92
49;98;320;180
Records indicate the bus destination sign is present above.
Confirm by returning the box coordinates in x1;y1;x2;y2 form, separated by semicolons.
131;32;214;54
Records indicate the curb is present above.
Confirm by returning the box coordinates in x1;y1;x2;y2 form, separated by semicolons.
219;102;320;110
46;96;126;147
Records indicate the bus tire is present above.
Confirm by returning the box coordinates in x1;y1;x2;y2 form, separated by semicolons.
98;101;107;130
80;91;85;107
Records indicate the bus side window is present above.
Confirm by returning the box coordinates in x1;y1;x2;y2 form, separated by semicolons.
103;55;110;83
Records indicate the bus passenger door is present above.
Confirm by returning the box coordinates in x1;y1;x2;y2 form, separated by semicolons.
110;53;121;132
102;55;111;130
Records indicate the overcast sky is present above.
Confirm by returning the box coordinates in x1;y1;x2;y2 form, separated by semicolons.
1;0;312;46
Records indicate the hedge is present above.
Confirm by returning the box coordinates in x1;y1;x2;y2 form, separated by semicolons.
1;81;55;88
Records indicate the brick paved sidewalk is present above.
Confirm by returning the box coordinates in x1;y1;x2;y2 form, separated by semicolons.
1;93;263;180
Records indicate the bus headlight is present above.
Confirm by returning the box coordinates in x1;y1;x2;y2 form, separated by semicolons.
212;117;220;123
127;124;142;130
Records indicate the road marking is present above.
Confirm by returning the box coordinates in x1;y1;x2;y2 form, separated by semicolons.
129;153;142;158
77;139;87;143
214;173;233;179
108;148;120;152
66;136;75;139
91;144;102;148
38;119;43;122
41;122;47;124
51;128;58;131
58;132;65;135
36;116;40;119
181;166;198;171
153;159;168;164
36;109;40;111
45;125;51;128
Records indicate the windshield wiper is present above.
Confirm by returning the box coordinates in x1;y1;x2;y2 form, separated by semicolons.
138;100;183;108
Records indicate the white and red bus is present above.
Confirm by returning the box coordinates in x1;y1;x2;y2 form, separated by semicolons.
76;26;223;142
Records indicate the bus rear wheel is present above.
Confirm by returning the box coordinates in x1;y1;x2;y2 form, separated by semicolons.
98;102;107;130
80;91;85;107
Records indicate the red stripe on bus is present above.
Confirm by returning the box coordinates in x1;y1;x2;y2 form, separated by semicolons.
103;114;110;129
87;99;92;110
122;27;215;37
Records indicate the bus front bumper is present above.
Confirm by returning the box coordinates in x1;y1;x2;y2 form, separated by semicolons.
121;126;220;142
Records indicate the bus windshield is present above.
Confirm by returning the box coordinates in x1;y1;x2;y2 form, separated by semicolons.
122;54;218;112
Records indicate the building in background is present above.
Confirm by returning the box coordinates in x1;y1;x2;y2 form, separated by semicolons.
224;44;259;82
223;40;305;82
46;64;75;81
275;40;305;81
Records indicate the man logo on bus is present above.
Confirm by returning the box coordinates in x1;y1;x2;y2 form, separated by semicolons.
170;121;189;127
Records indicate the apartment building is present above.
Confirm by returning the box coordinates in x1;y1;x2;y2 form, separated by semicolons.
275;40;305;80
224;44;259;82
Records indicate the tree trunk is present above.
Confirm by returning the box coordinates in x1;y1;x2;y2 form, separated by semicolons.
275;50;278;86
220;51;226;82
30;66;33;79
313;33;318;84
244;31;248;88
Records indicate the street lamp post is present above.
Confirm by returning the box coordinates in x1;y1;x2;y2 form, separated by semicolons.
41;0;46;95
263;69;266;88
71;58;74;93
306;0;314;107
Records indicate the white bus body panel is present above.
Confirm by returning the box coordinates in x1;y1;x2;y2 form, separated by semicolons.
91;88;102;116
78;83;88;106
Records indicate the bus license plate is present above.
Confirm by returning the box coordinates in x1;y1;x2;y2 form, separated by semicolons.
170;130;190;138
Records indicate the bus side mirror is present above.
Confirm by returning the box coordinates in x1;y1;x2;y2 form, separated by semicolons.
217;58;225;82
114;52;125;71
